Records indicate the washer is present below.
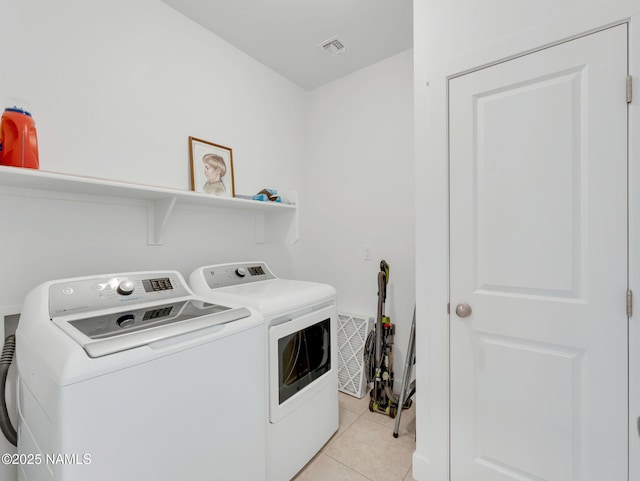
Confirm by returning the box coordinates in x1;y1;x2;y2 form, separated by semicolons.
16;270;265;481
189;261;339;481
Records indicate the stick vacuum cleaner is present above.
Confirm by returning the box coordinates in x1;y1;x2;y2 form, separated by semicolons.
365;260;400;417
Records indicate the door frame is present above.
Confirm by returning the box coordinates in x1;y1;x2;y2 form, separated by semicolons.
413;12;640;481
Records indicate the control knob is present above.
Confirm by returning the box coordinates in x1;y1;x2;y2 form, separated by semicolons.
117;279;135;296
235;267;247;278
117;314;135;328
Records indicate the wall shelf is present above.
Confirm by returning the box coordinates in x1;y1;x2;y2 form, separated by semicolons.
0;166;298;245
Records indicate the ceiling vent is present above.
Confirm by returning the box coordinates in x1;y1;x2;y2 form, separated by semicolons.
318;36;346;56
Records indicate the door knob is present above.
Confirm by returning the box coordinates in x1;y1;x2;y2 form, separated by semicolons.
455;303;472;318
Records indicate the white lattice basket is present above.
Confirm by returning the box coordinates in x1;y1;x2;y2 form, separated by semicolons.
337;313;374;398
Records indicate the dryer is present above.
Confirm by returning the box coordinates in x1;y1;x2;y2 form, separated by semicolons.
16;270;265;481
189;262;338;481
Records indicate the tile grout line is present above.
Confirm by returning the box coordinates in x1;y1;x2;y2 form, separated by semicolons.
321;450;376;481
324;398;375;480
299;393;414;481
330;398;410;481
324;408;358;447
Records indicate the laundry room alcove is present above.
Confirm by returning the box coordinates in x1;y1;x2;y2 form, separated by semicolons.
0;166;298;245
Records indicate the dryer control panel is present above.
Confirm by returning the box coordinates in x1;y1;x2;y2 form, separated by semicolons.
49;272;189;318
203;262;276;289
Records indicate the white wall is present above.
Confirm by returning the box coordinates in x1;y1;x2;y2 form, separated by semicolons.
0;0;307;195
418;0;637;70
303;49;415;383
413;0;640;479
0;0;307;477
0;0;309;300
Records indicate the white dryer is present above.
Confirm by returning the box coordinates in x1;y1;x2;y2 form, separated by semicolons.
16;271;265;481
189;262;338;481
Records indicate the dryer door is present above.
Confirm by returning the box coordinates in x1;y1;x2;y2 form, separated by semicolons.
268;305;335;423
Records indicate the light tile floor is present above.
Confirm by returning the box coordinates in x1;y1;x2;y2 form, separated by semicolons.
293;391;417;481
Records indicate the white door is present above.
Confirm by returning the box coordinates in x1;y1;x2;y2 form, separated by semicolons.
449;25;628;481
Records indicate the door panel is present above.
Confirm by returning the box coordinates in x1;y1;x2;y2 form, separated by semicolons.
476;68;583;299
449;25;628;481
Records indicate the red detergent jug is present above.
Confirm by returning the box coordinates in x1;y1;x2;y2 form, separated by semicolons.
0;107;39;169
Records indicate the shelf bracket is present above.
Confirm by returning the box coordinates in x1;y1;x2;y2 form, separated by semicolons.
148;197;177;245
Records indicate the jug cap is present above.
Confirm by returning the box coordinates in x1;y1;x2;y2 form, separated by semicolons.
4;107;32;117
3;97;32;117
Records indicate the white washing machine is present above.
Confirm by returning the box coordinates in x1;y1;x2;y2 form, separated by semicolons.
15;270;265;481
189;262;338;481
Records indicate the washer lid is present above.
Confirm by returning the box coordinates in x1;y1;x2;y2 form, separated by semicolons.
53;300;252;358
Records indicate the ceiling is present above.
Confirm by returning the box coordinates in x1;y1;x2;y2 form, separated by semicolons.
160;0;413;91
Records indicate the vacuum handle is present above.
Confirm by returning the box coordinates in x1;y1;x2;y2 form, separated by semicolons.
380;260;389;279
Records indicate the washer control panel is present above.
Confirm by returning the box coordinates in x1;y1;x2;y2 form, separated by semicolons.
49;272;189;318
203;262;276;289
68;300;231;339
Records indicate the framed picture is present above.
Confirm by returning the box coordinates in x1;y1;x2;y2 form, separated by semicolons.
189;136;235;197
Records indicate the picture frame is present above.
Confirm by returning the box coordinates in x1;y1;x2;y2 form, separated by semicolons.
189;136;235;197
